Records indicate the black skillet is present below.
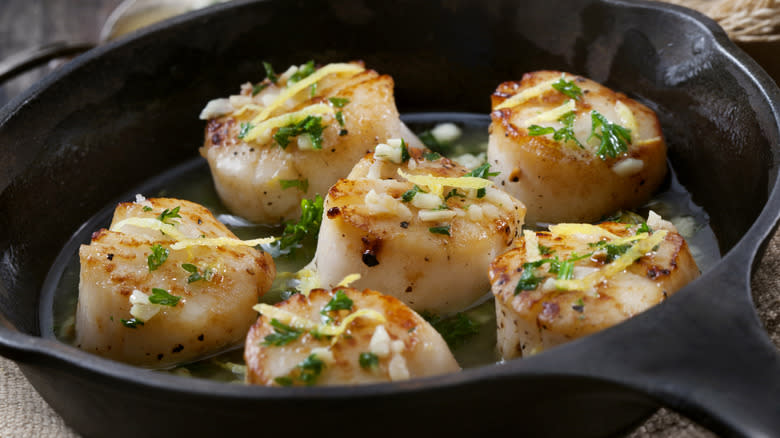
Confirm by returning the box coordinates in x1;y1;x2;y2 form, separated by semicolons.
1;0;779;436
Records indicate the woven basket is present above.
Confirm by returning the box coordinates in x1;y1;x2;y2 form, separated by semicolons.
661;0;780;83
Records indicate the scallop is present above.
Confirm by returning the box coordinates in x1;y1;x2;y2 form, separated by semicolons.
76;197;275;367
310;143;526;313
487;70;667;224
244;286;460;386
200;61;404;224
489;212;699;360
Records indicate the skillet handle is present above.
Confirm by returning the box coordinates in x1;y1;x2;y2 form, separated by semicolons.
568;235;780;436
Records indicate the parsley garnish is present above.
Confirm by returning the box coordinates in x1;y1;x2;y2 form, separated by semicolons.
157;206;181;225
515;259;550;293
274;195;324;251
464;163;499;198
527;111;583;148
589;111;631;159
444;188;465;200
262;318;303;346
359;352;379;369
263;61;278;84
590;240;631;262
538;244;554;256
252;82;269;96
335;111;346;129
142;206;153;212
274;376;293;386
637;222;652;234
424;151;442;161
279;179;309;192
320;290;353;321
273;115;325;150
149;288;181;306
297;354;325;384
402;185;425;202
328;97;350;108
147;244;169;272
309;83;317;97
551;76;583;100
121;317;144;328
400;139;410;162
421;311;480;349
181;264;215;283
572;298;585;313
429;225;451;236
288;60;315;84
238;121;254;139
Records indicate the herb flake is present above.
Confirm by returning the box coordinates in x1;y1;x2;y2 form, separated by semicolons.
589;111;632;159
359;352;379;369
262;318;303;346
273;115;325;150
147;244;169;272
429;225;451;236
149;288;181;306
551;76;583;100
421;311;480;349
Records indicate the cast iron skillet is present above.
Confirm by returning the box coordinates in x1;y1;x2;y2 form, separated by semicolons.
0;0;778;436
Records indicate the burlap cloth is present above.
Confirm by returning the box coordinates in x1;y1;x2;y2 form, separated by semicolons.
1;0;779;436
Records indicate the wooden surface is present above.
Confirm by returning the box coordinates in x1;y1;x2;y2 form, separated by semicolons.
0;1;777;437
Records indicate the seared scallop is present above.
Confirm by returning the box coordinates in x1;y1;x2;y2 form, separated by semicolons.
245;286;460;386
200;60;404;224
76;197;275;367
310;141;526;313
489;211;699;360
487;70;667;224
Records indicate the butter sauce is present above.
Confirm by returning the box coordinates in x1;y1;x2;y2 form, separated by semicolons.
42;113;719;382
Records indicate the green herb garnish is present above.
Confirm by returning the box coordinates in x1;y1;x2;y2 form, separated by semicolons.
273;115;325;150
252;82;269;96
328;97;350;108
444;188;465;200
262;318;303;346
238;121;254;139
121;317;144;328
279;179;309;192
288;60;315;84
421;311;480;349
142;206;153;212
297;354;325;385
464;163;499;198
429;225;451;236
321;290;353;315
589;111;632;159
402;185;425;203
263;61;278;84
515;259;550;293
423;151;442;161
400;139;410;162
181;264;215;284
157;206;181;225
274;195;324;251
637;222;652;234
359;352;379;369
527;111;583;148
149;288;181;306
147;244;169;272
538;244;554;256
551;76;583;100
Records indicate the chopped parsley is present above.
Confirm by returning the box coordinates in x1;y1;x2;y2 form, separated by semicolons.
334;110;345;127
262;318;303;346
590;240;632;262
400;139;410;162
121;317;144;328
262;61;278;84
275;353;325;386
527;111;583;148
288;60;315;84
464;162;499;198
237;121;254;139
321;290;353;317
637;222;652;234
421;311;480;349
274;195;324;251
402;185;425;202
429;225;451;236
538;244;554;256
149;288;181;306
279;179;309;192
142;206;153;212
551;76;583;100
252;82;269;96
147;244;169;272
309;83;317;97
328;97;350;108
181;264;215;283
424;151;442;161
515;259;550;293
157;206;181;224
444;188;465;200
589;111;631;159
273;115;325;150
359;352;379;369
